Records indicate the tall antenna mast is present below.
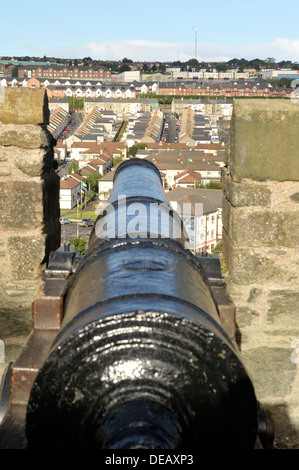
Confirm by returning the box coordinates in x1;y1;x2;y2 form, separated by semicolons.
194;28;197;60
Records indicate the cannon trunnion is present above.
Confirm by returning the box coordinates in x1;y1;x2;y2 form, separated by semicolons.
0;159;273;449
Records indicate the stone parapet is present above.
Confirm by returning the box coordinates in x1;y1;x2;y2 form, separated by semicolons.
223;99;299;449
0;89;60;362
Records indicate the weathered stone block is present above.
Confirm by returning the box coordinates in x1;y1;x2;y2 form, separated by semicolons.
232;208;280;247
0;123;54;149
227;100;299;182
0;88;49;125
0;146;52;177
222;168;271;207
14;147;54;176
235;306;258;328
8;236;45;280
3;281;41;304
242;347;297;399
0;181;43;229
279;212;299;247
0;306;32;338
222;229;291;285
267;290;299;334
223;197;299;248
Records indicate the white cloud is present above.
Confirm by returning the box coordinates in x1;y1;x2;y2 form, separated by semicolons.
27;38;299;62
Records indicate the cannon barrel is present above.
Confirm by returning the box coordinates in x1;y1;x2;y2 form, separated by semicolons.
26;158;259;449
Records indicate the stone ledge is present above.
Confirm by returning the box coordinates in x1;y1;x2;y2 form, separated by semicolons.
222;197;299;248
0;123;54;149
0;88;49;125
222;168;271;207
226;100;299;182
222;229;299;285
0;146;54;177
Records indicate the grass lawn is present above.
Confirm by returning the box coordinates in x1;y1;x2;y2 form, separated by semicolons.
60;209;97;221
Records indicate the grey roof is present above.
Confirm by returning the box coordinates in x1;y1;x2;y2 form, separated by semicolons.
158;79;289;91
19;64;108;71
167;187;221;215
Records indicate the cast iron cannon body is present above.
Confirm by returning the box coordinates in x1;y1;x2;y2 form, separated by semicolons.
0;159;273;449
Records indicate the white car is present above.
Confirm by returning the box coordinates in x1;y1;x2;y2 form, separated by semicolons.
59;217;71;225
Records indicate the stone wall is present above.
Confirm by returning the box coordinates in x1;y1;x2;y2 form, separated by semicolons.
222;99;299;449
0;88;60;373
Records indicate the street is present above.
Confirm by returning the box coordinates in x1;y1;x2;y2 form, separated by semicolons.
60;221;93;246
162;113;180;143
60;200;101;246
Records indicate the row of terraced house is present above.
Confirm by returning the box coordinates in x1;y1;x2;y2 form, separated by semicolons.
0;75;293;99
0;76;158;99
158;79;293;98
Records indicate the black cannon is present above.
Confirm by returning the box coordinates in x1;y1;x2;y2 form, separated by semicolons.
0;158;273;449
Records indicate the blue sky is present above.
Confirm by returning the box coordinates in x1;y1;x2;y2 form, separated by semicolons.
1;0;299;62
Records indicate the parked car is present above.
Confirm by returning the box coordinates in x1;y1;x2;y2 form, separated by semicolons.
59;217;71;225
79;218;94;227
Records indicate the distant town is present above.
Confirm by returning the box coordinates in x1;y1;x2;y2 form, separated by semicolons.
1;54;298;255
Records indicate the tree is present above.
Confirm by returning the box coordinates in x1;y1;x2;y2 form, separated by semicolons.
11;65;19;78
86;173;101;192
68;96;84;110
69;238;87;255
212;241;223;254
278;78;292;88
248;58;262;70
215;62;227;72
128;143;146;157
67;160;80;175
265;57;276;65
185;59;200;70
118;64;131;73
206;181;222;189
